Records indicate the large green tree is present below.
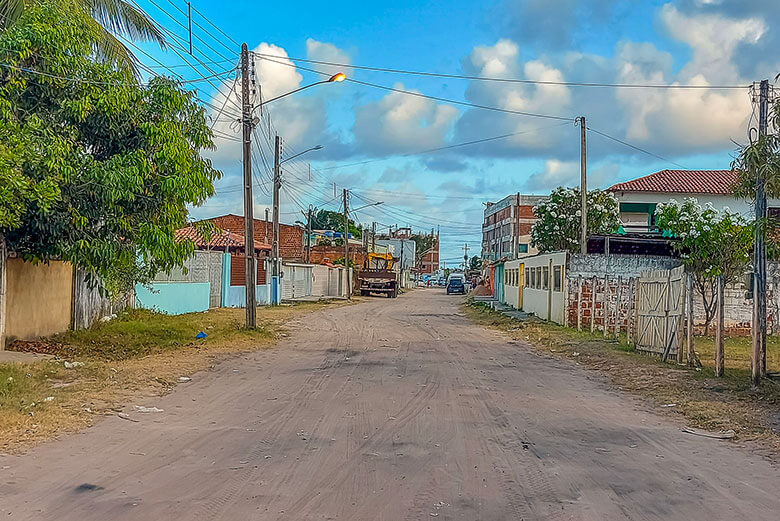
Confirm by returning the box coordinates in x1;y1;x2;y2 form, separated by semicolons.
0;2;220;293
531;187;619;253
0;0;166;76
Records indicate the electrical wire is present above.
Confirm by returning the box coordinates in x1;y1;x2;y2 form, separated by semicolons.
586;126;688;169
252;51;749;90
0;62;235;85
254;55;574;122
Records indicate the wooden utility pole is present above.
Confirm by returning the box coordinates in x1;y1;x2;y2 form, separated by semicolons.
343;189;351;299
272;134;281;305
240;43;257;328
715;275;725;377
686;272;695;367
752;79;770;387
578;116;587;255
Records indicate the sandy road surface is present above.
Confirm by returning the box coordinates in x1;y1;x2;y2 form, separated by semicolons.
1;290;778;520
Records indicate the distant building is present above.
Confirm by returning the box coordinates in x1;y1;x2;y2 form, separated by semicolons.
481;194;546;261
608;169;780;232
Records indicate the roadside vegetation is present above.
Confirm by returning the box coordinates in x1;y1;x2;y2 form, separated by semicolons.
464;300;780;454
0;303;340;452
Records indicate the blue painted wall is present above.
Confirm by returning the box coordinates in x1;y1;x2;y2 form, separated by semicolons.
135;282;211;315
224;284;270;307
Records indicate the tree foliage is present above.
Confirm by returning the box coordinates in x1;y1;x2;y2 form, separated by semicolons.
0;0;166;76
655;198;752;333
469;255;481;271
531;187;619;253
0;2;220;294
311;209;362;239
411;233;436;267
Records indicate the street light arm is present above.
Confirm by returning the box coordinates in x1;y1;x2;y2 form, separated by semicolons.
280;145;323;164
350;201;384;212
251;72;346;116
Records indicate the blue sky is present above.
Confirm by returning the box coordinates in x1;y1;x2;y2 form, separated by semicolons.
134;0;780;265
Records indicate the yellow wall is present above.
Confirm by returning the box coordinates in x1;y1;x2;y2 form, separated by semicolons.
5;259;73;343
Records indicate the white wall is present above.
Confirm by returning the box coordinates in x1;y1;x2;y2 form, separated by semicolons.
611;192;780;218
503;259;523;310
521;252;567;324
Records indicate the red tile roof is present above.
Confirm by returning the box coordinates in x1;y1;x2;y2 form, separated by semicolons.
175;226;271;251
608;170;737;195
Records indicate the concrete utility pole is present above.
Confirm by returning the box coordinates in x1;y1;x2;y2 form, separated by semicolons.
578;116;588;255
343;189;351;299
306;205;313;264
371;221;376;254
752;79;770;387
272;134;282;305
240;43;257;328
463;243;470;270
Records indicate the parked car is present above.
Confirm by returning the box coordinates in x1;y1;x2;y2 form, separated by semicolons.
446;276;466;295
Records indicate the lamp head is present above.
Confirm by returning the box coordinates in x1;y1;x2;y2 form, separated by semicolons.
313;145;323;150
328;72;346;82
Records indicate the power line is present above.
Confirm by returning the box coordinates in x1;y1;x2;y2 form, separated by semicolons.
318;121;571;171
586;126;688;169
255;55;574;122
0;62;234;86
252;51;749;90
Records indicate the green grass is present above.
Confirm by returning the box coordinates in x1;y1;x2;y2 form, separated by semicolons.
57;308;274;361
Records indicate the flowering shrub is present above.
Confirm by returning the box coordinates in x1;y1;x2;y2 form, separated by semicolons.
655;198;752;333
530;187;620;253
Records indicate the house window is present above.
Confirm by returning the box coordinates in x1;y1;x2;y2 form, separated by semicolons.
525;268;530;287
518;243;529;254
543;266;549;290
553;266;562;292
536;267;542;289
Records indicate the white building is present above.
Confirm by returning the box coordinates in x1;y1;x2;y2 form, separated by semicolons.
608;169;780;231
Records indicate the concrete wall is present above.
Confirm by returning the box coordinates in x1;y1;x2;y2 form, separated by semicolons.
503;259;523;309
311;265;346;297
5;259;73;343
135;282;210;315
568;253;680;278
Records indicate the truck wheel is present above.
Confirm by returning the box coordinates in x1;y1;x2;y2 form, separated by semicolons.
361;290;369;296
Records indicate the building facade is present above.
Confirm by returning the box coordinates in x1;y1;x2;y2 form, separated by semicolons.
608;169;780;232
206;214;304;260
482;194;545;261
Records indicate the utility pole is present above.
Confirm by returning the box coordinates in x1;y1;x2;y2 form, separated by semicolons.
371;221;376;254
343;189;351;299
306;205;313;264
463;243;470;270
578;116;587;255
240;43;257;328
272;134;282;305
752;79;770;387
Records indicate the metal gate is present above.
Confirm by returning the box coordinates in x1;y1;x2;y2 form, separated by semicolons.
635;265;684;357
282;264;313;300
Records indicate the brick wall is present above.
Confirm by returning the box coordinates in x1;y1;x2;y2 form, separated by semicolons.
309;245;367;267
208;214;304;260
566;276;635;333
229;253;268;285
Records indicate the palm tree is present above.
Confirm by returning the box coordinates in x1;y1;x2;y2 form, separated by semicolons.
0;0;167;76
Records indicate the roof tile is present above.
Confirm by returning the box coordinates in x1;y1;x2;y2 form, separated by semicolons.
608;170;736;195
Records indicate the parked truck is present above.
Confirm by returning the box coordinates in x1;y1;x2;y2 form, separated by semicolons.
358;253;399;298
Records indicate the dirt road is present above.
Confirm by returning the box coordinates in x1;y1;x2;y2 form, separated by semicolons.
1;290;778;520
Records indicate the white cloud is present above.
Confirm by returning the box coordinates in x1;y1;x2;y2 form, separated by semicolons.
352;83;458;154
613;5;763;152
305;38;353;77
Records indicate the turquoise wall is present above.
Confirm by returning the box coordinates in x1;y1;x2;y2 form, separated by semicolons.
135;282;210;315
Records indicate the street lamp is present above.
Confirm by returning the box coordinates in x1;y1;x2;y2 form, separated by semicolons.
281;145;323;164
351;201;384;212
252;73;346;115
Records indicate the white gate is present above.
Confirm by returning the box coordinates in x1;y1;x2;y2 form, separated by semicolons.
635;266;684;357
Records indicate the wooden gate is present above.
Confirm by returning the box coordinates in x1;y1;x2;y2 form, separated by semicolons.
635;266;684;357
